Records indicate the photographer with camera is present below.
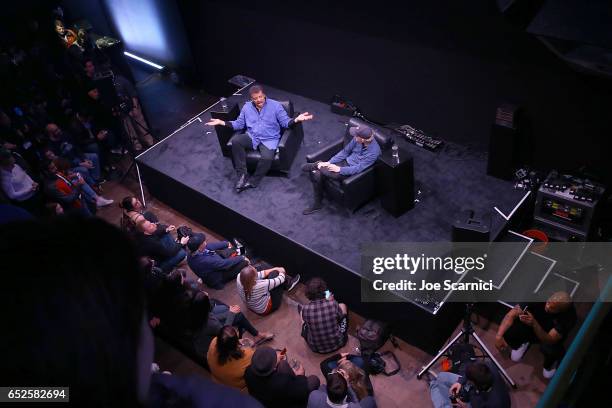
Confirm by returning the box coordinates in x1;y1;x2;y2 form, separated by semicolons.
429;362;510;408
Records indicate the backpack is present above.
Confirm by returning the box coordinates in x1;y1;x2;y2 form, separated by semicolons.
356;320;391;354
362;351;401;376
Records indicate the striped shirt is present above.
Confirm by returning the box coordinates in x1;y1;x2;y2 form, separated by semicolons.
236;270;285;314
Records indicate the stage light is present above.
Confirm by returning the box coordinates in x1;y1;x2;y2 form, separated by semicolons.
105;0;173;63
123;51;164;70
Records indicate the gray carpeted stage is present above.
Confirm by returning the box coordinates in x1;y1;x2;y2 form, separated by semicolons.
137;85;524;275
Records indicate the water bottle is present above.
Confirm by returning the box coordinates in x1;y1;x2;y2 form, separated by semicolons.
220;97;228;111
391;143;399;162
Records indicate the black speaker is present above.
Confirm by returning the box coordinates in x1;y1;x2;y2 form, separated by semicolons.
452;210;490;242
487;104;522;180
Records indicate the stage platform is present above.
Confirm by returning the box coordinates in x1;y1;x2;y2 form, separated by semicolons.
137;84;526;353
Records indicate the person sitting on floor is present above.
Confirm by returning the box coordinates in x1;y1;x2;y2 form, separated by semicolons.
187;232;249;289
301;125;381;215
236;264;300;316
207;325;255;391
191;292;274;357
495;291;576;379
151;272;273;367
428;361;510;408
120;195;159;234
245;346;320;408
307;372;376;408
136;219;188;273
300;277;348;354
320;353;373;401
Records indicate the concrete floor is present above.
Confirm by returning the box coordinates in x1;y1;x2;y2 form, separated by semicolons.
95;171;548;407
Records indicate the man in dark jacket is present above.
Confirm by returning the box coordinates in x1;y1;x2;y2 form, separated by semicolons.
245;346;320;408
187;233;248;289
136;220;188;273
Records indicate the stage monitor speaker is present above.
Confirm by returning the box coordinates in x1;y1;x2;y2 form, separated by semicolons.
452;210;491;242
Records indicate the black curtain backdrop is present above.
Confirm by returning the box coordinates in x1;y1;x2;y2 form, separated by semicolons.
177;0;612;182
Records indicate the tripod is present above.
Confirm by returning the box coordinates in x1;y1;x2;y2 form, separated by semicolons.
118;109;152;206
417;304;517;388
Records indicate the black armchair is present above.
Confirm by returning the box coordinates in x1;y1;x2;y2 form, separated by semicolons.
226;101;304;174
305;118;392;212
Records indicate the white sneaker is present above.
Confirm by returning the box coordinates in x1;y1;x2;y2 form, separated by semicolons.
543;364;557;379
96;196;114;208
510;342;529;362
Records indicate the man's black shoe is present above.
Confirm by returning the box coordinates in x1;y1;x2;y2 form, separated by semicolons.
302;204;322;215
285;274;301;292
237;182;256;193
235;174;247;191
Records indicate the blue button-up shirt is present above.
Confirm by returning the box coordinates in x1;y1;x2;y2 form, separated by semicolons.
229;98;291;150
329;137;381;176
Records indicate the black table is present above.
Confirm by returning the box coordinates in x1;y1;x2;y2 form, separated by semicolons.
376;146;414;217
210;102;239;157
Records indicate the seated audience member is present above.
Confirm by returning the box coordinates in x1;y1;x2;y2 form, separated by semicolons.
308;373;376;408
53;158;113;208
136;219;188;273
321;353;373;401
495;291;576;379
120;195;159;233
43;159;94;217
190;292;274;355
1;217;262;407
151;272;273;366
187;232;249;289
245;346;320;408
237;264;300;315
44;122;102;182
429;362;510;408
301;125;381;215
301;278;348;354
207;325;255;391
0;149;44;215
41;148;98;188
68;109;118;170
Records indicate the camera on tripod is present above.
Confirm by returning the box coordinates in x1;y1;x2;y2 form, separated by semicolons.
93;70;132;115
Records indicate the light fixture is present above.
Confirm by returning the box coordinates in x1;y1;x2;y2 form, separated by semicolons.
123;51;164;70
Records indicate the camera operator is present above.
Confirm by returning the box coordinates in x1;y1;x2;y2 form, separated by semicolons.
84;60;153;152
429;362;510;408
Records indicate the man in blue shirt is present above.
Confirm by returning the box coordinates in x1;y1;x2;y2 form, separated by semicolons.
301;125;381;215
206;85;313;192
187;232;249;289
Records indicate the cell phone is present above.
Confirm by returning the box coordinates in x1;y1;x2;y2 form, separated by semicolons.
324;290;331;299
